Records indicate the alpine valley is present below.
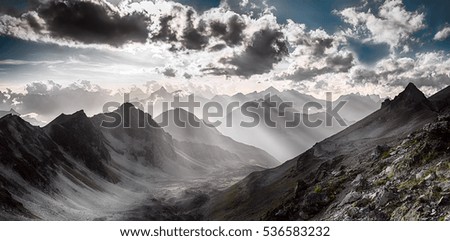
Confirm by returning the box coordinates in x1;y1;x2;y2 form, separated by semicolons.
1;83;449;221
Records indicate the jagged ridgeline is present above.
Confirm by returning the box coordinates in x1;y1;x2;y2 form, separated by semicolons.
205;83;450;221
1;84;450;220
0;103;277;220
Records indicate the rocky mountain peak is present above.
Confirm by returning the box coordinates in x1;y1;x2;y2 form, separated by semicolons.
395;83;427;102
384;83;433;110
47;110;91;129
103;102;160;130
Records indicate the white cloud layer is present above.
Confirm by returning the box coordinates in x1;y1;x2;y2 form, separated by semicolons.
336;0;425;50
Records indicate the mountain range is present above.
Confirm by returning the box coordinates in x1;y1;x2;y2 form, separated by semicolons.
204;83;450;221
155;108;279;171
0;103;276;220
144;86;381;161
216;95;347;161
1;83;448;220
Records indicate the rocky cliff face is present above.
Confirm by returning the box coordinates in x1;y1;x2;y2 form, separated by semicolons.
261;114;450;221
0;115;62;190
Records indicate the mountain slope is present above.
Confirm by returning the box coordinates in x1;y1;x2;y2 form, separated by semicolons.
430;85;450;113
0;115;62;190
0;114;66;219
216;95;346;161
155;108;279;170
0;103;214;220
90;103;200;176
205;83;445;220
44;110;119;182
333;94;381;123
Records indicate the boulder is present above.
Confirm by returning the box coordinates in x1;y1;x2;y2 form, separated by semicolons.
377;188;395;206
339;191;362;206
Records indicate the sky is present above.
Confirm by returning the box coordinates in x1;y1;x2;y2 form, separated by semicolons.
0;0;450;116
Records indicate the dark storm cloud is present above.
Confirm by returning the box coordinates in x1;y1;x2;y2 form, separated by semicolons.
230;28;288;76
210;22;227;36
207;28;288;77
151;9;210;50
182;10;209;50
295;35;334;56
210;15;246;46
145;4;246;51
37;0;150;46
326;53;354;72
151;15;178;42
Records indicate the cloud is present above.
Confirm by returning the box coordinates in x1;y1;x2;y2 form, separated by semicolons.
336;0;425;50
229;28;288;76
222;0;274;18
210;14;246;46
277;20;354;82
145;4;248;52
183;72;192;79
37;0;150;46
280;52;354;82
0;80;227;122
0;59;63;65
434;26;450;41
0;80;119;122
181;9;209;50
0;0;150;47
349;52;450;89
0;0;448;97
161;67;177;77
151;15;178;43
25;80;62;94
0;0;288;78
206;27;288;77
